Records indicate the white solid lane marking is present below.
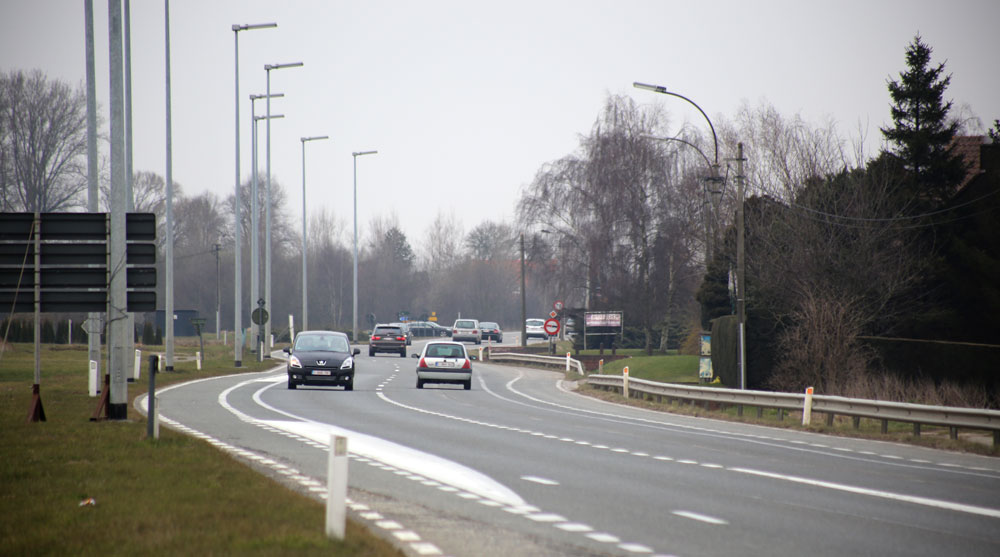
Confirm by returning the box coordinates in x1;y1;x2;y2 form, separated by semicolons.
587;532;621;543
730;467;1000;519
672;510;729;525
521;475;560;486
556;522;594;532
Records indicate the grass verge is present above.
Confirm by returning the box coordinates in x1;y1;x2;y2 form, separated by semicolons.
0;339;402;556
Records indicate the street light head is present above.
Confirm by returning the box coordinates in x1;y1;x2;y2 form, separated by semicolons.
265;61;304;71
254;114;284;121
233;22;277;32
250;92;284;100
633;81;668;94
352;150;378;157
301;135;329;143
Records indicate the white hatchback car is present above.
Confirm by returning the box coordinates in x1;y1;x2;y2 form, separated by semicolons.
413;341;474;390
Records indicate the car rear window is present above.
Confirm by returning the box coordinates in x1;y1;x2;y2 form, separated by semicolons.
375;327;401;336
480;322;498;329
426;344;466;358
454;320;476;329
526;319;544;326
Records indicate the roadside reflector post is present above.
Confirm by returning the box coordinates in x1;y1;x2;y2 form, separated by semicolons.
134;349;141;380
802;386;814;426
326;434;348;540
623;366;630;399
88;360;98;396
566;352;571;372
599;359;603;374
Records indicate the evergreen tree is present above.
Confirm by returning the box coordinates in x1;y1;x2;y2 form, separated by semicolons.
881;35;966;207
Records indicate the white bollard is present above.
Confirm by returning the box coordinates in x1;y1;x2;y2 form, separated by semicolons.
88;360;98;396
478;346;483;361
269;334;274;349
223;330;227;345
289;314;295;343
326;434;348;540
566;351;571;372
68;319;72;345
159;354;164;372
153;396;160;439
802;386;814;425
134;349;141;380
196;351;202;370
599;359;604;374
623;366;630;399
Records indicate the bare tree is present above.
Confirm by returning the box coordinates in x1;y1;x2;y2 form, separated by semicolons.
0;69;89;211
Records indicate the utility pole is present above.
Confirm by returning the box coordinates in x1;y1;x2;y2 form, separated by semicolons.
736;142;746;390
107;0;128;418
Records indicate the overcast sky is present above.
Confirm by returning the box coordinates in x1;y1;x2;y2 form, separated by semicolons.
3;0;998;250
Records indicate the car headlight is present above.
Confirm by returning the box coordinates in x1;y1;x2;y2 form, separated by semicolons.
340;357;354;370
289;355;302;368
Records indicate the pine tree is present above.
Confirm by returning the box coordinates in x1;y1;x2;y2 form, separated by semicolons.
881;35;966;207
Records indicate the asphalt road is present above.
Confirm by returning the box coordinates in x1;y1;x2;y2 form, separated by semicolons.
145;338;1000;556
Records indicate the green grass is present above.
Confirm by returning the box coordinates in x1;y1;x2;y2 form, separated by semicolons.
599;354;699;384
0;339;402;557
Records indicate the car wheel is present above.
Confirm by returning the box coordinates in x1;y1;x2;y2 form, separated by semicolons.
400;349;406;358
416;378;424;389
498;336;503;343
368;349;374;357
463;379;471;390
344;379;354;391
475;339;481;345
287;380;297;390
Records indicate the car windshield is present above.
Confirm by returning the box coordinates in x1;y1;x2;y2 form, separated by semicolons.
295;334;349;353
426;344;465;358
455;320;476;329
526;319;544;326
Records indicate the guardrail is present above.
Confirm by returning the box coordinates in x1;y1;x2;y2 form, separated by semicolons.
585;374;1000;447
486;350;585;375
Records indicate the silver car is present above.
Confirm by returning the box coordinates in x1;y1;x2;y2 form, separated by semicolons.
451;318;481;344
413;341;474;390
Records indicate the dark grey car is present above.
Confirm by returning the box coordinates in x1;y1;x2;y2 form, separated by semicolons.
369;324;407;357
284;331;360;390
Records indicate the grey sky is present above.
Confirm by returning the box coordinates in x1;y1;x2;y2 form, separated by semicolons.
3;0;998;249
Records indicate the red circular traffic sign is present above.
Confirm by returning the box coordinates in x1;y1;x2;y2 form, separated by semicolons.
553;300;564;311
543;318;560;336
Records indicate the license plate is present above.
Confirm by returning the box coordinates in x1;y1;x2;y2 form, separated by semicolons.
312;370;331;376
434;361;455;368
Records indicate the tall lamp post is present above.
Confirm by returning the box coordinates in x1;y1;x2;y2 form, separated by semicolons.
300;135;329;332
520;232;526;348
264;61;303;354
633;81;744;390
232;21;276;367
351;150;378;343
249;92;283;359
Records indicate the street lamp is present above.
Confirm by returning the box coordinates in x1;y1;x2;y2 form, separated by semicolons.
252;110;284;361
232;21;276;367
300;135;329;332
352;150;378;343
249;92;283;359
634;81;744;390
264;61;303;354
520;232;526;348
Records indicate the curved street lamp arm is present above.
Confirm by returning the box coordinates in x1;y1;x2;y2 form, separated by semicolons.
633;82;719;167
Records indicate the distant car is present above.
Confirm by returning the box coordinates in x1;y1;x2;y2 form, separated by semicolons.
390;322;413;345
428;321;452;337
451;318;481;344
407;321;431;337
369;323;407;357
413;341;474;390
479;321;503;343
284;330;360;391
525;318;549;340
